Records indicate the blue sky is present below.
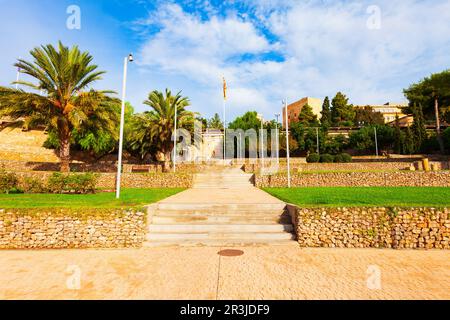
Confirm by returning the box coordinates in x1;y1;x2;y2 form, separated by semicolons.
1;0;449;121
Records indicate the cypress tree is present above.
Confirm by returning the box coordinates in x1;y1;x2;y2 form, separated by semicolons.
411;104;427;152
321;97;331;129
393;115;404;154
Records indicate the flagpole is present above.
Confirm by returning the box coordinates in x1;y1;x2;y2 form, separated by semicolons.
223;99;226;162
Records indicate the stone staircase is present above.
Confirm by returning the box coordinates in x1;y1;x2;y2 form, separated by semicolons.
144;167;296;247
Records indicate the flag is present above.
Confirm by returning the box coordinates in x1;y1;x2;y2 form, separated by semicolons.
223;77;227;101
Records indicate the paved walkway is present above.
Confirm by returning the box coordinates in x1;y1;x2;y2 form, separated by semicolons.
158;187;283;204
0;246;449;300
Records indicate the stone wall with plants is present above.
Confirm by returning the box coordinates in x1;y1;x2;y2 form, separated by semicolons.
244;162;419;173
288;206;450;249
8;171;193;191
0;209;146;249
256;171;450;188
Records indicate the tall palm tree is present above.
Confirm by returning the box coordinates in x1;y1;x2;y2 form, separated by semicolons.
142;89;192;172
0;42;119;172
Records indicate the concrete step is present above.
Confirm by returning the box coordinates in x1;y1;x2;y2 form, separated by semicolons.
151;215;292;225
149;224;294;233
146;232;296;241
143;239;297;247
153;203;287;212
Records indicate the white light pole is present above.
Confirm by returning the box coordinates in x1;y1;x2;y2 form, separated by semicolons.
284;100;291;188
275;114;280;164
374;127;379;157
116;54;133;199
239;132;243;160
257;114;264;166
15;66;20;90
173;103;178;173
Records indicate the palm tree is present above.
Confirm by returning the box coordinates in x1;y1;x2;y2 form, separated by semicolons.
141;89;192;172
0;42;119;172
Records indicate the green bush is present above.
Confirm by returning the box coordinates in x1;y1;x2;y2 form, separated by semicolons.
306;153;320;163
0;169;19;194
47;172;98;194
23;177;47;194
443;127;450;152
320;154;335;163
334;153;353;163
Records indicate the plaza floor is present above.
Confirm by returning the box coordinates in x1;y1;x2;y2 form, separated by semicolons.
0;245;449;300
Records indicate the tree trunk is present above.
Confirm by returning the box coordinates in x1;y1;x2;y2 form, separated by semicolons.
435;98;445;153
58;120;71;173
59;137;71;173
163;151;172;173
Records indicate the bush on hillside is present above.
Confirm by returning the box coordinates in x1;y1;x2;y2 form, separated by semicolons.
320;154;335;163
0;168;19;194
47;172;98;194
334;153;353;163
306;153;320;163
23;177;47;194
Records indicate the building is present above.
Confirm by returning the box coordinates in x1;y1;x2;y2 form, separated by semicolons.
282;97;322;128
356;102;409;124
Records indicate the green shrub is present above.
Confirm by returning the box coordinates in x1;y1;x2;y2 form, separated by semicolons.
334;153;353;163
0;169;19;194
320;154;335;163
47;172;98;194
306;153;320;163
443;127;450;153
23;177;47;194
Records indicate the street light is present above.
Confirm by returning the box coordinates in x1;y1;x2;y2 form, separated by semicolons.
275;113;281;164
15;58;21;90
116;53;133;199
173;102;178;173
283;100;291;188
257;113;264;165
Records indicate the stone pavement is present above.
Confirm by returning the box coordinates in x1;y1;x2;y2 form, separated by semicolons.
0;246;449;300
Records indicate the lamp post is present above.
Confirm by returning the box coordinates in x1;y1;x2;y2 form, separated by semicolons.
284;100;291;188
116;54;133;199
15;64;20;90
275;114;280;164
374;127;379;157
257;114;264;165
173;103;178;173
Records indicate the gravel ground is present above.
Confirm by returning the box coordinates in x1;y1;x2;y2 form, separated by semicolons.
0;245;448;300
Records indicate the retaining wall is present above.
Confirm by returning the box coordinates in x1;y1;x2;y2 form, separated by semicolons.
0;209;146;249
256;171;450;188
288;206;450;249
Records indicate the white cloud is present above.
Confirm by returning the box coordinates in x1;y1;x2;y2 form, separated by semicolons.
134;1;450;119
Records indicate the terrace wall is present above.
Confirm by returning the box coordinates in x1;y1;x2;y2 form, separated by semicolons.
244;161;450;173
288;206;450;249
0;209;146;249
13;172;194;189
256;171;450;188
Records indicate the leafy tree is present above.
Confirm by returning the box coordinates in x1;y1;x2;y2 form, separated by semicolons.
320;96;331;128
208;113;223;130
404;70;450;152
298;104;319;126
0;42;119;172
228;111;261;131
355;106;385;126
131;89;192;171
349;125;395;153
331;92;356;126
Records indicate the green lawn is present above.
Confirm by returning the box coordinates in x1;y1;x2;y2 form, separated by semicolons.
264;187;450;207
0;188;185;209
